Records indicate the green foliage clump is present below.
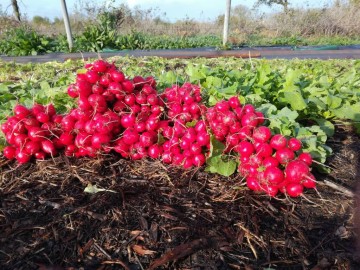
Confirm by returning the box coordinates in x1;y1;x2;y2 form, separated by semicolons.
0;27;55;56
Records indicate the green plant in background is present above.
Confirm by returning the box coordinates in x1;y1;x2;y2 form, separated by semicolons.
0;27;54;56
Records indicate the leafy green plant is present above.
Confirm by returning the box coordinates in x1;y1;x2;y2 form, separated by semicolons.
0;27;54;56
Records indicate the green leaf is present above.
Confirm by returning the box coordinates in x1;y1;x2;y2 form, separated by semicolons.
205;155;237;177
209;136;225;157
277;107;299;122
327;95;342;109
283;91;307;110
313;118;335;137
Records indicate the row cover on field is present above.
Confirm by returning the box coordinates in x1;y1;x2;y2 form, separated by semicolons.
0;58;359;174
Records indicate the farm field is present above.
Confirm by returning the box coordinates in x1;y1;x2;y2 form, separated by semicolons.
0;57;359;269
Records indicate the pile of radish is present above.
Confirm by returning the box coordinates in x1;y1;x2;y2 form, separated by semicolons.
1;59;317;197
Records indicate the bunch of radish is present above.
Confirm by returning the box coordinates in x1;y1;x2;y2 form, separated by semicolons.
1;103;64;163
158;83;210;169
205;97;316;197
1;59;317;197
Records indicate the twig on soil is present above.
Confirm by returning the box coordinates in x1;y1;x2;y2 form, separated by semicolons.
93;239;112;260
322;180;354;198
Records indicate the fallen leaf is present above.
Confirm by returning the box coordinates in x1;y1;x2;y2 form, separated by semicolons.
132;244;156;256
84;183;117;194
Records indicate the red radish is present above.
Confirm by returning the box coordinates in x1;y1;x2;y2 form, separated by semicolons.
243;104;255;114
122;128;139;145
148;144;163;159
139;131;157;147
286;183;304;197
193;153;206;167
34;151;46;160
67;84;79;98
61;115;76;132
246;176;261;191
135;92;147;105
262;156;279;168
121;114;136;129
261;184;279;197
16;151;31;164
14;134;28;147
298;152;313;165
142;84;156;95
32;103;45;115
110;70;125;82
145;117;159;131
256;143;273;158
92;84;104;95
161;151;173;164
92;59;108;73
122;80;135;93
14;104;31;119
264;166;284;185
99;74;111;86
255;111;265;125
270;134;287;150
285;160;310;183
228;96;241;109
302;173;316;188
215;101;230;113
252;126;272;143
275;148;295;164
241;113;259;128
196;132;210;146
86;70;100;84
91;133;111;149
28;127;48;142
76;80;92;97
36;112;50;123
24;141;41;155
41;140;56;155
3;146;16;159
236;141;255;157
288;138;302;151
59;133;74;146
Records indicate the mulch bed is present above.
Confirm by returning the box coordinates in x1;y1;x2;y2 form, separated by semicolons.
1;125;359;270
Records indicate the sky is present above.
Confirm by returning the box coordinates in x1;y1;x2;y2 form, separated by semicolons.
1;0;331;22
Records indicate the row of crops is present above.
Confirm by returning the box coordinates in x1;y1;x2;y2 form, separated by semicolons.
0;57;359;197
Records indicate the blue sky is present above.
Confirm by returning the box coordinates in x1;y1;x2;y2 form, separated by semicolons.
2;0;331;21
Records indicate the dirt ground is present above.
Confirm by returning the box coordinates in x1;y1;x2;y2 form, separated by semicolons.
0;125;359;270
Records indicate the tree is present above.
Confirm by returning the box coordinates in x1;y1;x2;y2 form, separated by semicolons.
256;0;289;13
11;0;21;21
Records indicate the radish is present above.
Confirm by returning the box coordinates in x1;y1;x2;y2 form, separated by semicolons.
86;70;100;84
193;153;206;167
246;176;261;191
3;146;16;159
302;173;316;188
122;128;139;145
148;144;163;159
16;151;31;164
264;166;284;185
284;160;310;183
298;152;313;165
24;141;41;155
228;96;241;109
270;134;287;150
14;104;31;119
275;148;295;164
286;183;304;197
288;138;302;151
92;59;108;73
236;141;255;157
252;126;272;143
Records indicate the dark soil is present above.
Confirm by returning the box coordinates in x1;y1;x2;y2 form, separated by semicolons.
0;126;359;270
